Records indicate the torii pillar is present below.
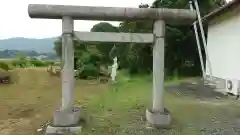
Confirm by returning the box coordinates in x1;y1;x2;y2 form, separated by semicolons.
28;4;197;134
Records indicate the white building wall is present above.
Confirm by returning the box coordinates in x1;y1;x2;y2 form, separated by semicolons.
206;11;240;80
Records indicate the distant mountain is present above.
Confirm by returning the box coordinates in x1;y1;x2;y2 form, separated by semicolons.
0;49;58;60
0;37;57;53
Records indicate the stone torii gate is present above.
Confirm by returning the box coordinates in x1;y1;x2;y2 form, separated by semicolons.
28;4;196;134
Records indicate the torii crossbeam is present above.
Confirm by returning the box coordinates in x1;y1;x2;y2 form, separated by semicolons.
28;4;197;134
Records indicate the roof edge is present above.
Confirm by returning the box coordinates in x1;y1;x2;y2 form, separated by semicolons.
202;0;240;23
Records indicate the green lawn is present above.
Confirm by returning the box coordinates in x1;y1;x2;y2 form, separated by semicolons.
74;73;240;135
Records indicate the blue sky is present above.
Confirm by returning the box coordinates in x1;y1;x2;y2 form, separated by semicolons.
0;0;231;39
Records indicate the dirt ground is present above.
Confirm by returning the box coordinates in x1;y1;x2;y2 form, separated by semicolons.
0;68;107;135
1;68;240;135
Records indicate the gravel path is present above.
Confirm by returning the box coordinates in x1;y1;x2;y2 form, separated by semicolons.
164;79;240;135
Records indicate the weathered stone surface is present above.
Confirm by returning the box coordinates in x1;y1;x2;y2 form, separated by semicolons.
53;107;81;126
145;108;171;128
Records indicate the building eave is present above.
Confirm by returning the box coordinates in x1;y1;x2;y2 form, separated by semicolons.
202;0;240;23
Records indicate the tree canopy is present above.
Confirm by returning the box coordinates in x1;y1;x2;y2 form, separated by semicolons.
54;0;226;79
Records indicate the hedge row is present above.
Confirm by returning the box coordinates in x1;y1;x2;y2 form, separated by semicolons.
0;59;53;71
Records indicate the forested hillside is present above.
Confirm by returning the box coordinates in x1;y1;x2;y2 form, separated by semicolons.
0;49;57;60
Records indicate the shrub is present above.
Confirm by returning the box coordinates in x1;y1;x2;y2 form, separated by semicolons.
29;59;46;67
74;52;108;80
10;58;53;68
11;59;27;68
0;61;12;71
78;63;100;79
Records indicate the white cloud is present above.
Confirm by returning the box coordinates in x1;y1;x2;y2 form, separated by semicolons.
0;0;231;39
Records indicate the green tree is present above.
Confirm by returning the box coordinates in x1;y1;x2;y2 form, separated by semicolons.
91;22;119;64
53;0;226;78
115;0;225;75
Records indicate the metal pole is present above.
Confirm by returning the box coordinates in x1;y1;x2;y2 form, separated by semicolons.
193;0;213;82
152;20;165;112
61;16;75;112
189;1;206;79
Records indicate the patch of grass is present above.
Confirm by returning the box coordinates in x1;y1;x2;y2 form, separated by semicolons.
1;69;240;135
77;75;240;135
0;68;107;135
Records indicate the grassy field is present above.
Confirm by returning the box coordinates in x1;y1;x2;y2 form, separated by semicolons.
1;68;240;135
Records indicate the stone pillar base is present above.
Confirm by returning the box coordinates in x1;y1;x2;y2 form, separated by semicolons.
45;107;82;134
45;125;82;135
53;107;81;126
145;108;172;128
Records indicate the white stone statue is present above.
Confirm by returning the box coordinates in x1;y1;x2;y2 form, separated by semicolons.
111;57;118;82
